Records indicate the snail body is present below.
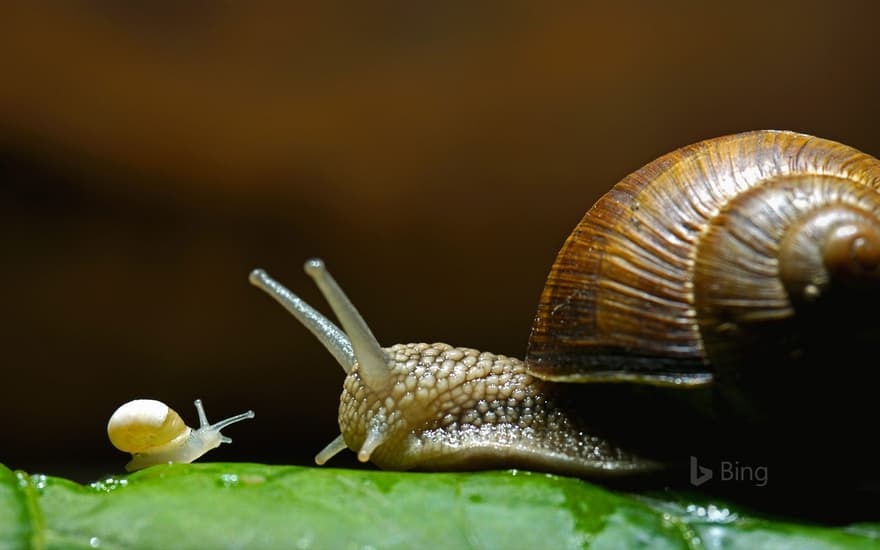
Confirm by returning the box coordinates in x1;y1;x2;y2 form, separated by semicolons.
250;130;880;480
108;398;255;471
250;264;655;476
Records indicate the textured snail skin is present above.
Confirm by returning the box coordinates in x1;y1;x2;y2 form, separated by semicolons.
339;343;655;476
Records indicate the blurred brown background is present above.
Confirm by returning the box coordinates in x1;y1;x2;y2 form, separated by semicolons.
2;3;878;482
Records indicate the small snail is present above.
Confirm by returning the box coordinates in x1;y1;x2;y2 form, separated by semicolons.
107;398;255;471
250;130;880;481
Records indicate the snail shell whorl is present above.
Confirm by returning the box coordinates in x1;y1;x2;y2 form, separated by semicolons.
107;399;190;453
778;202;880;299
527;130;880;385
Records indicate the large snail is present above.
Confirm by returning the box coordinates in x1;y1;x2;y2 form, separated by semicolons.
250;130;880;484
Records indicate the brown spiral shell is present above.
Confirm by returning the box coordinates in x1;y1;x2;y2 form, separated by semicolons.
525;130;880;395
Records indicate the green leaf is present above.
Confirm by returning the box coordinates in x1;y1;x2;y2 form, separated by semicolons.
0;464;43;550
1;462;878;549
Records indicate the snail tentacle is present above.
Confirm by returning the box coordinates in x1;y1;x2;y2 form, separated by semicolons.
250;268;356;373
315;434;348;465
194;398;210;427
199;400;256;445
303;258;393;391
188;399;255;449
251;261;398;464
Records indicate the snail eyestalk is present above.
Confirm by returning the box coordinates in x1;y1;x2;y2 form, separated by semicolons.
303;258;393;391
197;399;256;444
249;268;356;373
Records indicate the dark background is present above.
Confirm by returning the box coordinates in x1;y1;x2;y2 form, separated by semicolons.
2;3;878;483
